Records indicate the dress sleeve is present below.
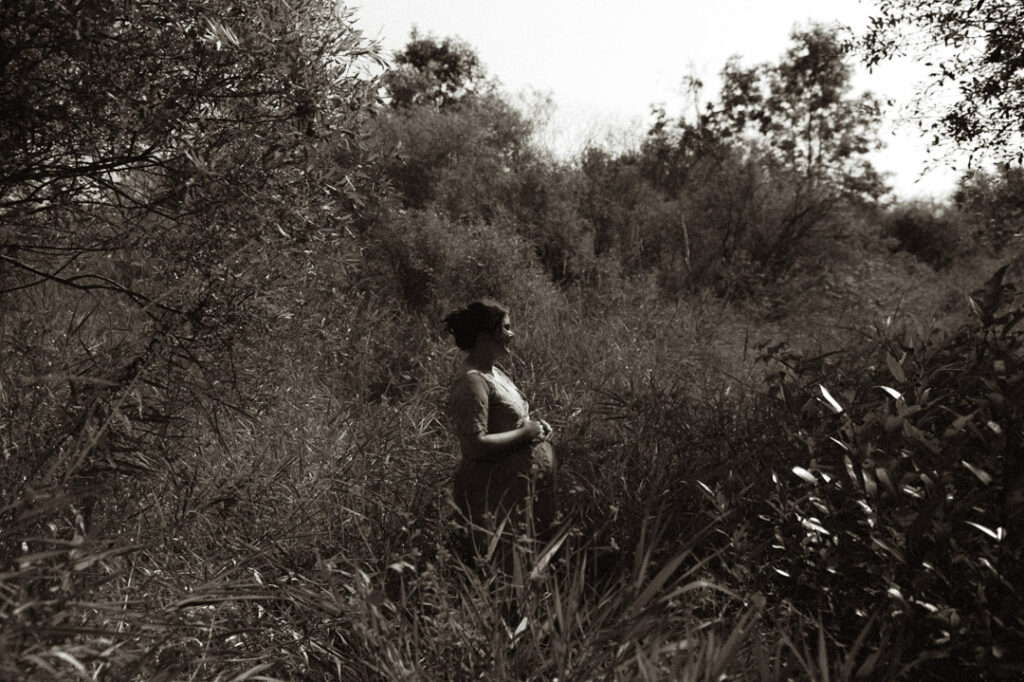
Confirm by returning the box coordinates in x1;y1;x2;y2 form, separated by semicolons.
448;371;489;436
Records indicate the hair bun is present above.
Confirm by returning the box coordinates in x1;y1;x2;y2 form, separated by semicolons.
443;300;507;351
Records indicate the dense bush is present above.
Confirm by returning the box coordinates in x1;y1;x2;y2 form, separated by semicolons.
751;267;1023;678
883;201;963;267
956;166;1024;255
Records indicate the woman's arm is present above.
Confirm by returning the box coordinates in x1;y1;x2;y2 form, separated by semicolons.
451;370;546;461
458;420;545;462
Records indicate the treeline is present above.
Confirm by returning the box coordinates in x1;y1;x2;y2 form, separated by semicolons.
371;26;1021;308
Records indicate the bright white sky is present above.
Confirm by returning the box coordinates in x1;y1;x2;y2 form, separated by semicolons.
350;0;966;199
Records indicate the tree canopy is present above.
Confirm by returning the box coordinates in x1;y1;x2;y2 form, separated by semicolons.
862;0;1024;163
382;32;486;109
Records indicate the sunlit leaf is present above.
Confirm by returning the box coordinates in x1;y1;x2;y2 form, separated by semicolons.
901;485;924;499
829;436;850;451
962;460;993;485
792;466;817;484
818;384;844;413
862;468;878;497
513;616;529;638
801;517;830;535
878;385;902;400
844;455;859;487
965;521;1005;541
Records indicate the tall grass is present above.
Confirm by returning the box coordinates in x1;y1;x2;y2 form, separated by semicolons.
4;241;1019;679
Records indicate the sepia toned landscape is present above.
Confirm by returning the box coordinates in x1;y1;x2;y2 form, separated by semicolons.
2;1;1022;679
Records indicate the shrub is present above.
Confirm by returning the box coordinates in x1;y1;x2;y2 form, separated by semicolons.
955;166;1024;255
883;201;963;268
753;266;1024;678
365;209;554;313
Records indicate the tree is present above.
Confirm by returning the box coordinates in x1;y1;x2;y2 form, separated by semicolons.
1;2;387;674
714;24;886;203
955;165;1024;252
383;32;487;109
640;24;885;278
0;0;383;609
862;0;1024;163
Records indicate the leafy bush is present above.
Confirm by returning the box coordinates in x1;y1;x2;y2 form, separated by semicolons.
366;209;552;312
883;201;963;267
754;266;1024;678
955;166;1024;255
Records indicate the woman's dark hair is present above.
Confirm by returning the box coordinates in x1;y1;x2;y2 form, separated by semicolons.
444;300;508;351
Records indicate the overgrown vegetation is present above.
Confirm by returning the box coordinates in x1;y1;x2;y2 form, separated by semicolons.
2;3;1022;679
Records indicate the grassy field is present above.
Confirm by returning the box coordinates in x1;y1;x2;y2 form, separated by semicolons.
4;230;1018;680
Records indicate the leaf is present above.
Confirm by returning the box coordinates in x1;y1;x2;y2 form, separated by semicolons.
871;536;904;562
512;616;529;638
875;467;897;497
51;651;89;677
801;516;830;536
943;412;973;437
819;384;844;413
962;460;993;485
886;353;906;383
965;521;1004;541
818;624;830;682
228;663;275;682
844;455;859;488
879;385;902;400
530;526;569;580
862;468;878;497
829;436;851;451
792;466;817;484
630;551;690;614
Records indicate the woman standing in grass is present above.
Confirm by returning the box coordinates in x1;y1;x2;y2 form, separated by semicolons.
444;300;556;555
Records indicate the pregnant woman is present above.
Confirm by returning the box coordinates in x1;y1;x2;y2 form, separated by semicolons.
443;300;556;557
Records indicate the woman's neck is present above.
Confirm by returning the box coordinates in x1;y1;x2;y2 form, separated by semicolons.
465;347;496;374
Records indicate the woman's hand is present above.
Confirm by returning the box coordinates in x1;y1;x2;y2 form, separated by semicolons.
523;418;552;443
522;419;544;442
460;419;549;461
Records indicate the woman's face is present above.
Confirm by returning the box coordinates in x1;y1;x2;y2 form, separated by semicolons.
492;314;513;356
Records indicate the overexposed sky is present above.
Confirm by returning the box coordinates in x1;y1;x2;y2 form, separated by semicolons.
351;0;964;199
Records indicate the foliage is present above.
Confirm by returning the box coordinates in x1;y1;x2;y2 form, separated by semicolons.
754;266;1024;678
366;209;552;312
1;0;385;676
377;33;605;284
579;146;678;271
6;8;1023;681
883;200;963;268
955;165;1024;254
714;24;886;204
640;24;886;285
383;31;487;109
376;91;533;216
862;0;1024;162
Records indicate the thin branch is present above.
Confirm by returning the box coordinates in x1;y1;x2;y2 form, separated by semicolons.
0;254;182;316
